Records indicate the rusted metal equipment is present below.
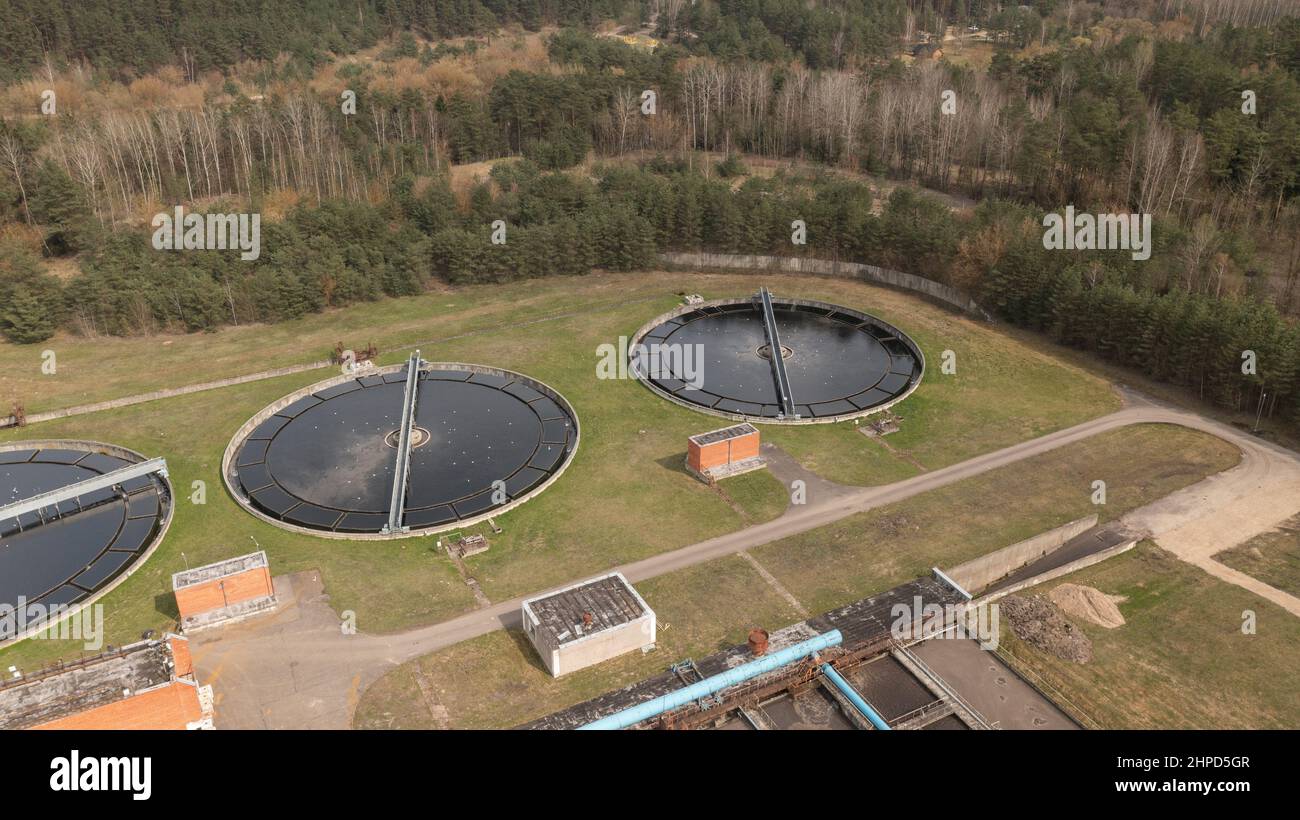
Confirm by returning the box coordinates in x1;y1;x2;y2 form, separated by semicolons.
670;659;724;711
661;655;824;730
748;628;769;656
329;342;379;365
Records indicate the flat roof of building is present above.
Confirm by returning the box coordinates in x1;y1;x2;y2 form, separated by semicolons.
0;635;185;730
172;550;268;590
523;573;648;646
689;423;758;447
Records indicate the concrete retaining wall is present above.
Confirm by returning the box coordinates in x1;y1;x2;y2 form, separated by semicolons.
947;515;1099;595
975;538;1138;605
659;252;992;321
0;361;331;430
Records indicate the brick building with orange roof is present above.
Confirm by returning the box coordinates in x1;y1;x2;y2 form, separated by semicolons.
0;633;213;730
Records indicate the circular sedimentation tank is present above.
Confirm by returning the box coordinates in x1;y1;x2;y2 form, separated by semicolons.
630;292;924;423
224;361;579;538
0;441;172;640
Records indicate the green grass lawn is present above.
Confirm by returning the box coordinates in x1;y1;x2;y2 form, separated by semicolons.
353;423;1243;729
1214;514;1300;598
998;541;1300;729
353;554;804;729
763;280;1121;484
0;270;1119;673
715;469;790;524
750;424;1241;617
0;275;663;415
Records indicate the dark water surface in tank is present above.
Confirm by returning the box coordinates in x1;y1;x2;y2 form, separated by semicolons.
234;368;576;534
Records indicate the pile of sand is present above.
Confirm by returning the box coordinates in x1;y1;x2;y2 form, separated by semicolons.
999;594;1093;664
1049;583;1127;629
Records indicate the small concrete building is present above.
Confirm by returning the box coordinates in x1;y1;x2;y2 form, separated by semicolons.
522;573;655;677
0;633;213;730
687;423;765;482
173;551;276;632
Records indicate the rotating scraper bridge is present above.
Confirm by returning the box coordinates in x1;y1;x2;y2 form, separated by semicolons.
386;352;424;534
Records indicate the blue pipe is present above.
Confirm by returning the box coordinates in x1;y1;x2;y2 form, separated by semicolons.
821;663;891;730
579;630;843;730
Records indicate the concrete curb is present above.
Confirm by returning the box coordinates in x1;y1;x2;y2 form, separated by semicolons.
1;362;332;430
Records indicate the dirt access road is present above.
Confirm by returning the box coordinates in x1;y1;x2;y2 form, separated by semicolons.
191;390;1300;728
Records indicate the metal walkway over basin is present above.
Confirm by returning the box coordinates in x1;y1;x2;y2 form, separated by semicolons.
384;352;424;534
0;457;168;530
756;288;796;418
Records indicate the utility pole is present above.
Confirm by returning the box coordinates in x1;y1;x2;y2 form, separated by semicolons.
1254;390;1267;433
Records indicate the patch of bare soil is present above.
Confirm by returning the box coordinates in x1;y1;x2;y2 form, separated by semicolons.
1000;594;1093;664
1049;583;1127;629
875;514;918;537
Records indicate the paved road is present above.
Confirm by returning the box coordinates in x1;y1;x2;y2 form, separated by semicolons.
1122;404;1300;616
191;391;1300;728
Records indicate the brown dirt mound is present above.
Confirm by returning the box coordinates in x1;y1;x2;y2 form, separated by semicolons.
1049;583;1127;629
1000;594;1092;664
